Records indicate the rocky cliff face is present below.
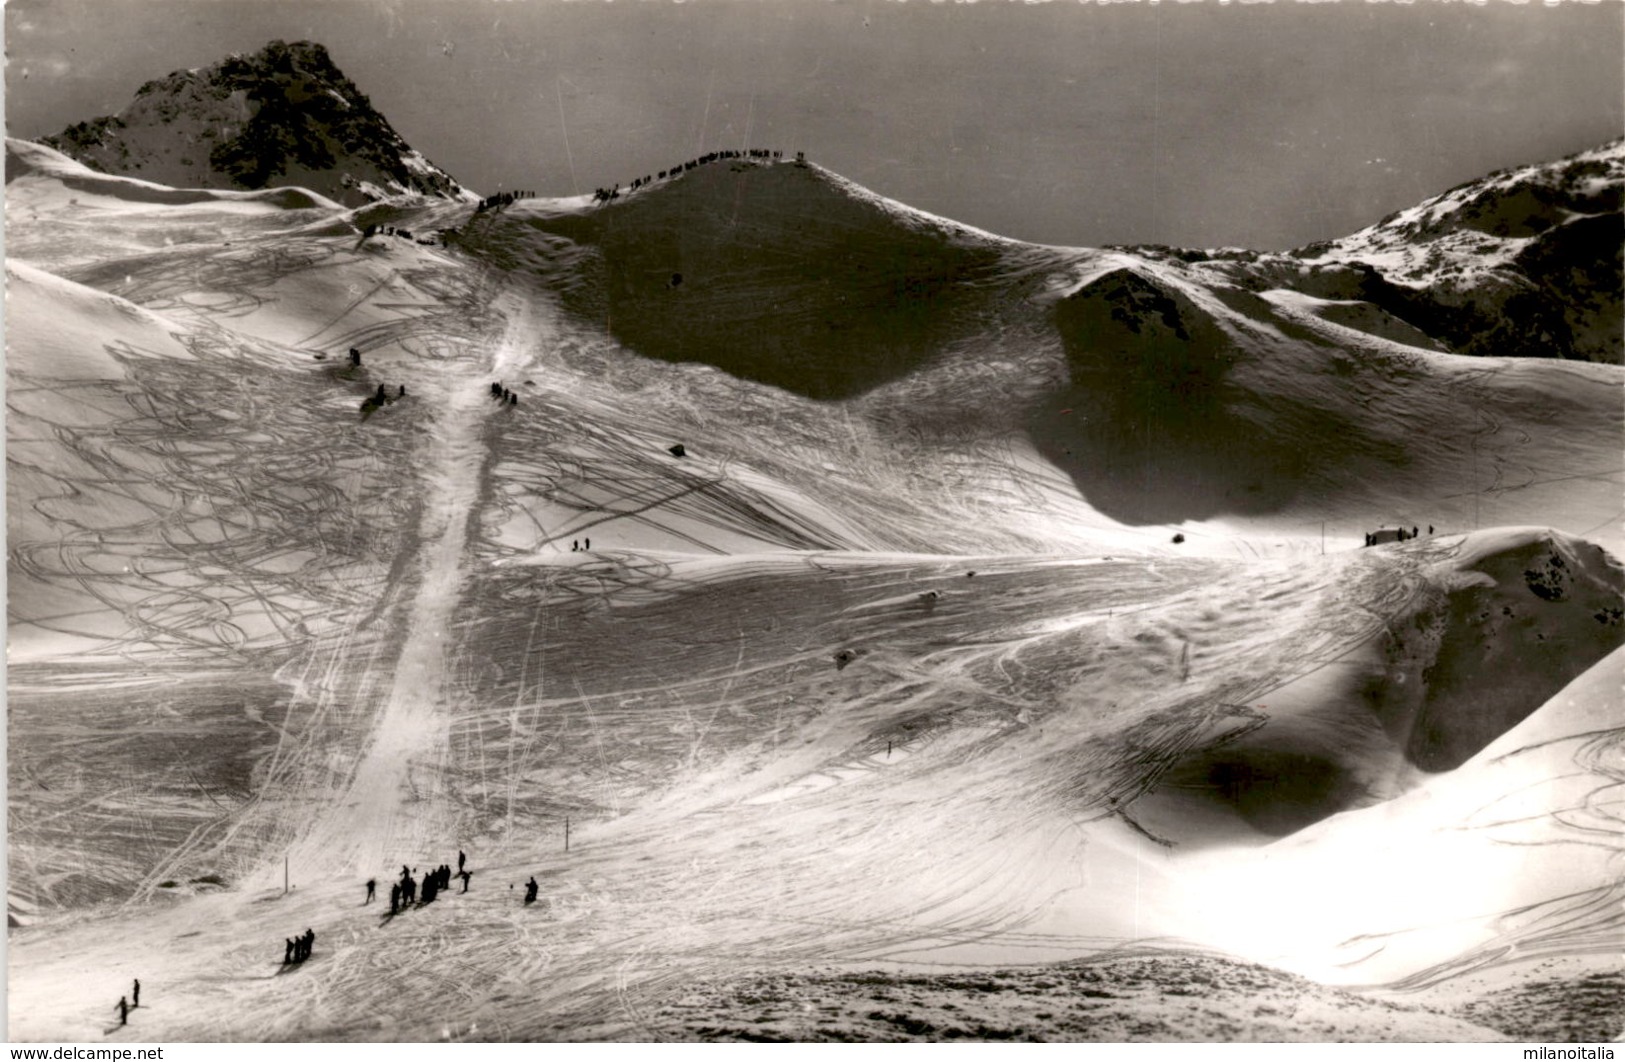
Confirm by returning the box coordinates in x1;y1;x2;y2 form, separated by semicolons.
41;40;472;207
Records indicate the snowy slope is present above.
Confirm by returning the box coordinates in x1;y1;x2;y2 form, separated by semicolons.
6;103;1624;1042
449;155;1623;548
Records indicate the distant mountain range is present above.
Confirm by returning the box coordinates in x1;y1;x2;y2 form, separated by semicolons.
40;40;471;208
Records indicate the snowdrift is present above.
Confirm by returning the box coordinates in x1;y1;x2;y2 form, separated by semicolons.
1036;265;1345;522
6;259;193;378
438;161;1623;542
1138;529;1624;841
1197;639;1625;988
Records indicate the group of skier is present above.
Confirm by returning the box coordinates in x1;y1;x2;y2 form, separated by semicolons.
361;381;409;416
378;851;475;917
360;224;433;244
592;148;793;203
1364;525;1434;546
113;979;140;1027
474;190;534;213
342;348;411;417
109;844;558;1031
490;381;518;406
283;928;317;965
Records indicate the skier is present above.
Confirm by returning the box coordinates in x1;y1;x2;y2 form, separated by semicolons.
460;869;472;893
132;979;140;1008
365;878;376;904
116;996;129;1026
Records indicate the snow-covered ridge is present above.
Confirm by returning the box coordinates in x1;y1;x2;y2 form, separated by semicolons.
1338;138;1622;253
6;137;344;211
1284;138;1624;363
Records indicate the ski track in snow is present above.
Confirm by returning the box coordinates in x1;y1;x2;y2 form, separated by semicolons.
7;145;1624;1042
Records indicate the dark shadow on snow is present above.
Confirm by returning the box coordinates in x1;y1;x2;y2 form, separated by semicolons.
1032;268;1374;526
528;161;1006;400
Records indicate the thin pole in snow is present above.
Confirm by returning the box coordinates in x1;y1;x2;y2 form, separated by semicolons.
1474;449;1481;530
1472;426;1481;530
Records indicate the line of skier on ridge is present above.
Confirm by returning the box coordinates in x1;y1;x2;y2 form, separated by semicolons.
592;148;805;203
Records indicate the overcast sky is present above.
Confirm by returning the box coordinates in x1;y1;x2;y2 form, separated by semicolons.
6;0;1621;250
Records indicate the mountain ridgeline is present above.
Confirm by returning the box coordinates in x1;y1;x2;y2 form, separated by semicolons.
36;38;1621;369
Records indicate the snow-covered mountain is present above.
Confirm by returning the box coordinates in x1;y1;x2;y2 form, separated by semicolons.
6;56;1624;1042
1282;140;1621;363
39;40;474;207
1101;140;1623;365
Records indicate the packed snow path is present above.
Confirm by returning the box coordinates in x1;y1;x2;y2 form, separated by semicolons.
275;288;543;884
7;142;1623;1041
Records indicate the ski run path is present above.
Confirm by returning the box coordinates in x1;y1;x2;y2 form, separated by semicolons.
275;287;538;885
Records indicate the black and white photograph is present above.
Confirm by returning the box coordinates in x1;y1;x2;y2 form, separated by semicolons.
5;0;1623;1044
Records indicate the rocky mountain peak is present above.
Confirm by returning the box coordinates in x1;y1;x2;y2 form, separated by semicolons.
40;39;472;207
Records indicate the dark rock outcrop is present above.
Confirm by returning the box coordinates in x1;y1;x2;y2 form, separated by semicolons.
41;40;469;207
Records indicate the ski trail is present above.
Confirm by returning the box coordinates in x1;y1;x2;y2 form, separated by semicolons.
270;285;540;883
